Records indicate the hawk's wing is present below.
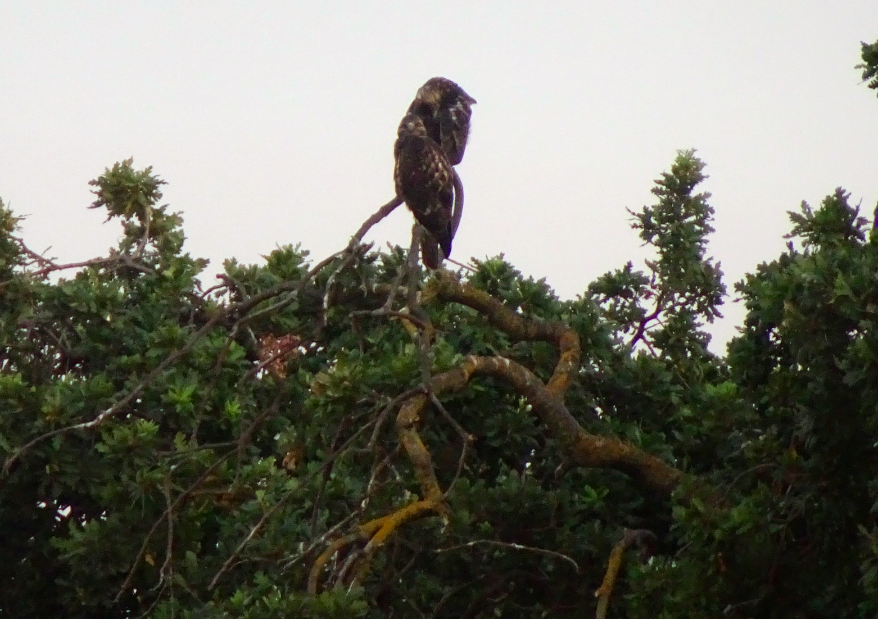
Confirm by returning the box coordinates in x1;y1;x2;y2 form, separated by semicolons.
394;123;455;268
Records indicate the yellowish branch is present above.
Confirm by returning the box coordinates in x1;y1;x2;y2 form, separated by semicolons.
307;498;444;594
426;270;581;396
595;529;657;619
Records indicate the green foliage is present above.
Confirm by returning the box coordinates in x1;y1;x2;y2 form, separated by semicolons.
0;152;725;617
858;39;878;96
626;188;878;618
89;158;165;222
590;149;725;364
2;45;878;616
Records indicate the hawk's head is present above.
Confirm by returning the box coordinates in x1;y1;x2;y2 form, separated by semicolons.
397;112;429;140
414;77;477;110
408;77;476;166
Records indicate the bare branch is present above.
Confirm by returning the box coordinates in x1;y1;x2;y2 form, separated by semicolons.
435;539;580;573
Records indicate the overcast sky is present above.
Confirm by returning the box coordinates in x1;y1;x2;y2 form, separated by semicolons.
2;2;877;352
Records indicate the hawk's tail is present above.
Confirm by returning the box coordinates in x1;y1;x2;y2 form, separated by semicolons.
420;235;442;270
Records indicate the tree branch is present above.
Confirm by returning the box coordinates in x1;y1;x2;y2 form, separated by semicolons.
425;271;581;397
595;529;657;619
424;355;684;495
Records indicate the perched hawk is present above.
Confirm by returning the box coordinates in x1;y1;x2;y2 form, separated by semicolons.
407;77;476;166
394;113;455;269
395;77;475;268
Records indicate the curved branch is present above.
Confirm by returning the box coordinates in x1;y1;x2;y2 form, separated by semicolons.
424;355;684;495
426;271;581;397
396;393;447;504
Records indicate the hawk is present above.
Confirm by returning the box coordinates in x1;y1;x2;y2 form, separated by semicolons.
407;77;476;166
396;78;475;267
394;113;455;269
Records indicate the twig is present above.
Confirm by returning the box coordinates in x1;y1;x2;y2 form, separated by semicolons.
351;308;432;332
208;413;381;589
428;393;473;497
322;195;404;317
3;248;335;474
115;398;283;602
434;539;580;573
445;257;477;273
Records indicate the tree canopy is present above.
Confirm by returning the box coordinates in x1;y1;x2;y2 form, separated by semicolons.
2;43;878;618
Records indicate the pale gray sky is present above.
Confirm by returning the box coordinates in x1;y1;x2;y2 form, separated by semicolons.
2;2;877;351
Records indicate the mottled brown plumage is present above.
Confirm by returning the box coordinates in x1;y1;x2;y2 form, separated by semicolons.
394;113;455;269
407;77;476;166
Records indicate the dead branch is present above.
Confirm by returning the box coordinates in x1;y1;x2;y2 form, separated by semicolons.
349;196;404;250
